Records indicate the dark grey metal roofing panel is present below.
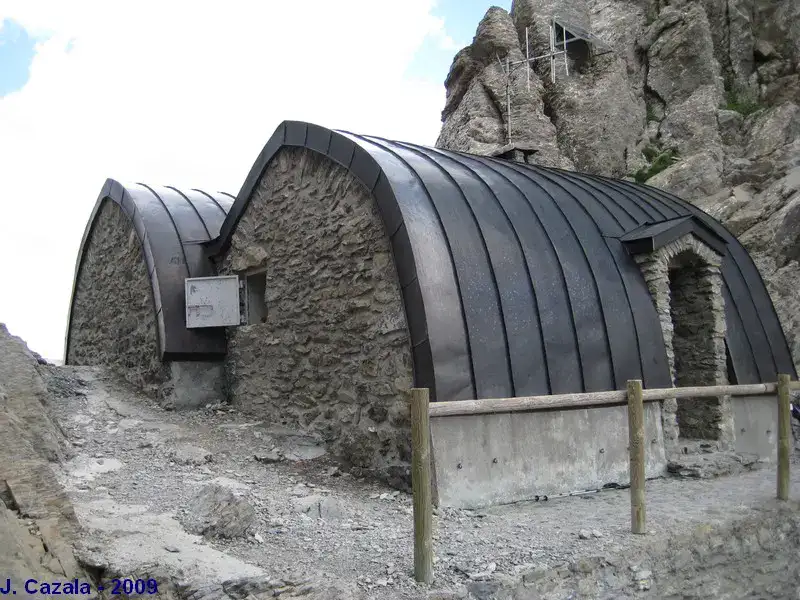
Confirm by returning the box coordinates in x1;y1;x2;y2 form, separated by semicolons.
368;138;513;400
182;189;232;242
65;178;234;363
391;223;416;290
722;284;760;384
604;237;661;384
210;120;796;401
417;147;549;396
556;170;655;226
284;121;308;147
143;184;208;250
548;171;672;387
347;134;476;402
328;130;356;168
498;160;615;392
374;172;404;236
519;164;645;390
467;157;585;394
306;123;332;155
348;142;382;191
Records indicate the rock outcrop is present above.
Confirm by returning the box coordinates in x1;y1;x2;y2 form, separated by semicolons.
437;0;800;370
437;7;572;168
0;324;93;595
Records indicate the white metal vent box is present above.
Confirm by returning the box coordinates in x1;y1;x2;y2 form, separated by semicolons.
185;276;241;328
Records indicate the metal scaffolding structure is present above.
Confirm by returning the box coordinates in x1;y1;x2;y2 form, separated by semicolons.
497;17;612;144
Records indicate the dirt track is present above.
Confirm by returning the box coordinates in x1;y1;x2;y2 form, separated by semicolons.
35;365;800;599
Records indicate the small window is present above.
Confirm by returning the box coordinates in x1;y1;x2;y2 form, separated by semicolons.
241;272;267;324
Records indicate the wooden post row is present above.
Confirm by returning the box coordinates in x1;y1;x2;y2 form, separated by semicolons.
627;379;646;534
410;388;433;583
777;374;791;501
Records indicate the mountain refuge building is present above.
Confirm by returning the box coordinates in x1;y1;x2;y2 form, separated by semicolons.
65;121;796;493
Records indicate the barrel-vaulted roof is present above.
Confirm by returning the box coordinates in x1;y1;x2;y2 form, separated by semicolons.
211;121;796;401
66;179;234;361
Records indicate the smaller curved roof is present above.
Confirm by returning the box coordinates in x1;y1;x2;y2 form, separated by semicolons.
65;178;234;361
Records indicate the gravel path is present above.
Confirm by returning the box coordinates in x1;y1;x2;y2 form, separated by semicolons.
43;366;800;599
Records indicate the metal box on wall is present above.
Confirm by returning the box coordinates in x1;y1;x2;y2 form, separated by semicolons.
185;276;241;328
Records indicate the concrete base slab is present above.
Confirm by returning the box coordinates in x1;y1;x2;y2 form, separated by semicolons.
165;361;226;409
430;403;667;509
732;395;778;461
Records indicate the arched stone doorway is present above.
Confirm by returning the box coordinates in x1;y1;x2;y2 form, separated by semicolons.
667;248;727;440
626;221;734;451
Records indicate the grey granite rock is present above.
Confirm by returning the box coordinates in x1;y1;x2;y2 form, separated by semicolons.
0;325;93;595
180;484;257;539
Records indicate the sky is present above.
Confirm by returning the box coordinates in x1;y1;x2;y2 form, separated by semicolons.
0;1;510;361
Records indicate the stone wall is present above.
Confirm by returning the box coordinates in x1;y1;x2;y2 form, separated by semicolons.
220;147;414;485
67;199;168;396
633;234;732;448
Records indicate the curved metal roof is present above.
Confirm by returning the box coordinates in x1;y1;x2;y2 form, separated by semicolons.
211;120;796;401
65;178;235;362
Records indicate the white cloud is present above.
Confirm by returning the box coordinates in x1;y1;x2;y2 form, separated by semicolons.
0;0;448;360
424;14;463;52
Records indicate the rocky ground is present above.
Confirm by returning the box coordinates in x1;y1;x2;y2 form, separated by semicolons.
30;362;800;599
2;322;799;599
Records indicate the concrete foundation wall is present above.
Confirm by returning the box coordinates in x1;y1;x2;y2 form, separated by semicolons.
732;395;779;460
67;199;168;397
220;147;414;484
430;402;667;509
162;361;226;410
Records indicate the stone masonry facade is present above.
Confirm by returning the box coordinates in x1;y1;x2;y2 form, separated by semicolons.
67;200;169;396
634;234;733;449
220;147;414;485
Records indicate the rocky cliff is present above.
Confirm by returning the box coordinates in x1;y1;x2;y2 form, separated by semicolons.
0;324;93;597
437;0;800;371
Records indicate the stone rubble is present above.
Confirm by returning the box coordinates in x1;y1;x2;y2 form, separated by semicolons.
169;444;214;466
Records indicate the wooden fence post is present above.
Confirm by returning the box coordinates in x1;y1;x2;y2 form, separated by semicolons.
777;374;791;501
627;379;646;534
410;388;433;583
